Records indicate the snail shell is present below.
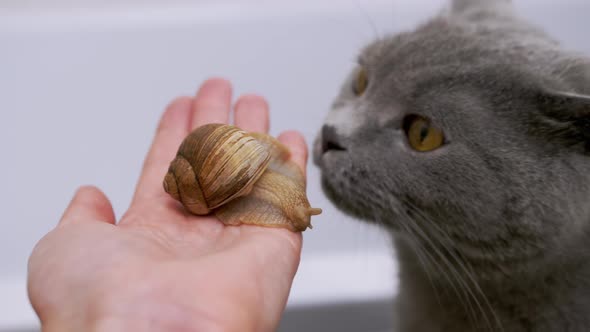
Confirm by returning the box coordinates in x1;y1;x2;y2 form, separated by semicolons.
163;123;321;232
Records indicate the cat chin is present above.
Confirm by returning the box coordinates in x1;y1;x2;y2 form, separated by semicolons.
320;173;401;230
320;175;370;220
317;149;407;230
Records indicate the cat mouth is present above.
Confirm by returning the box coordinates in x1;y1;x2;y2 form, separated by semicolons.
313;125;348;167
313;138;348;168
321;125;347;153
322;140;347;153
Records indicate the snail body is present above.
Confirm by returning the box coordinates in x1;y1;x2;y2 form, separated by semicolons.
163;124;321;232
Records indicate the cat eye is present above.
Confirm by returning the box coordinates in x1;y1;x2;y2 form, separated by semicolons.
404;115;445;152
353;67;369;96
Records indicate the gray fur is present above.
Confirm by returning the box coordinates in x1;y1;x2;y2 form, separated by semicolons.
313;0;590;331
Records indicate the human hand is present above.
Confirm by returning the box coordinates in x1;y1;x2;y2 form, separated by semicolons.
27;78;308;332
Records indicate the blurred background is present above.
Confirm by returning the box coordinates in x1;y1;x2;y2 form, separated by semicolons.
1;0;588;330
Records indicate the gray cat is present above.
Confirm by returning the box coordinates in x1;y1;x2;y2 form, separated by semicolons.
313;0;590;331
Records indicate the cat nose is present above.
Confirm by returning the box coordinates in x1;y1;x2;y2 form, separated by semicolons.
321;125;347;154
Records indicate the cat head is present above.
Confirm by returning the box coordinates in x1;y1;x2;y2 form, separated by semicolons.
314;0;590;275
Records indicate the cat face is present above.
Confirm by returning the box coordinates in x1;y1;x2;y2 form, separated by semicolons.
314;1;590;272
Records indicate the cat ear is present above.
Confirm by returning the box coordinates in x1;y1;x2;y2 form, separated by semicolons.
449;0;512;16
537;90;590;150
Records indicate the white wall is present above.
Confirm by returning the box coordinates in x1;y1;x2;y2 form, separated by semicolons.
1;0;589;329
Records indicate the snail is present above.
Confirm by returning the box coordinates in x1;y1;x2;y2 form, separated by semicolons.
163;123;322;232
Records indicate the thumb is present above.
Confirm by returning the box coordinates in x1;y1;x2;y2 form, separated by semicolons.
58;186;116;226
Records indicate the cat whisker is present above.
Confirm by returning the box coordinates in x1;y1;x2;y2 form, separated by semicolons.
394;211;447;317
352;0;381;41
368;205;456;329
402;200;505;332
398;203;483;331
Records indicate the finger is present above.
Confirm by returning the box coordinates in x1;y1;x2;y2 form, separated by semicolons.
191;78;232;129
233;94;270;133
59;186;116;226
132;96;193;203
278;131;308;177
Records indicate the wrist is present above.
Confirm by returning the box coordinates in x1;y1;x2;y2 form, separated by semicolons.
42;314;208;332
39;300;226;332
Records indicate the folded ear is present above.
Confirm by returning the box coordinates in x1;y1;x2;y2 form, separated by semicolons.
450;0;512;16
537;90;590;151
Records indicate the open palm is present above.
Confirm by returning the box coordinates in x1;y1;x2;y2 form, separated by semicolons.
28;78;308;332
